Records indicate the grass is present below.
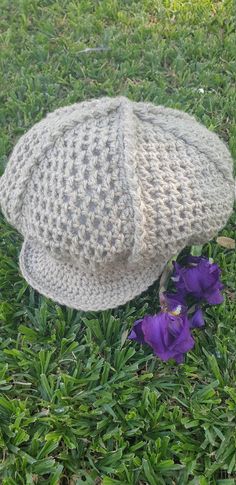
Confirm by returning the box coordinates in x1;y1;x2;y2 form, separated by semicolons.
0;0;236;483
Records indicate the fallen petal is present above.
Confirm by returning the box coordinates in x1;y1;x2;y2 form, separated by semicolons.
216;236;235;250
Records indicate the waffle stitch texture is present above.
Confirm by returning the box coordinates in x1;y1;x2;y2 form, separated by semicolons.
0;96;235;310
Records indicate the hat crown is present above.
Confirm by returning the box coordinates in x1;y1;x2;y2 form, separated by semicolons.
0;96;234;281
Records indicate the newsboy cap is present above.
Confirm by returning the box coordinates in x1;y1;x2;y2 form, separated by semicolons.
0;96;234;310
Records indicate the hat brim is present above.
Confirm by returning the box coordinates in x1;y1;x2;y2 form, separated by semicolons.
19;239;165;311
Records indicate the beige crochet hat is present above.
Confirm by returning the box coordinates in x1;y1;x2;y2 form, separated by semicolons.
0;96;234;311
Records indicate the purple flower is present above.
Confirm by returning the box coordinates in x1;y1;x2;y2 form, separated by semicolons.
172;256;224;305
144;313;195;363
128;313;194;364
128;294;195;364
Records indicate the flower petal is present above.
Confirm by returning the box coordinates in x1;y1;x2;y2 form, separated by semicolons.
142;314;167;355
189;308;205;328
181;266;204;295
128;318;146;344
205;289;224;305
142;313;194;362
163;292;187;314
173;256;224;305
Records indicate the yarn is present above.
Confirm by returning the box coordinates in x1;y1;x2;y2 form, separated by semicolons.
0;96;234;310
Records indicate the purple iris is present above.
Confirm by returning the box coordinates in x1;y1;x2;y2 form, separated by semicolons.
128;293;196;364
128;255;224;364
172;256;224;305
128;314;194;364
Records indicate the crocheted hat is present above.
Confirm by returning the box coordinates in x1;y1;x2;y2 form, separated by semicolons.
0;96;234;311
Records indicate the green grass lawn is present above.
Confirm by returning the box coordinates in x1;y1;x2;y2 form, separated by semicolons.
0;1;236;484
